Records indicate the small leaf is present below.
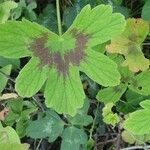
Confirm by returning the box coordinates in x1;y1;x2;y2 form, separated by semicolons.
12;0;37;21
26;110;64;142
107;18;150;72
96;83;127;103
102;103;119;126
61;126;87;150
124;99;150;135
121;130;136;144
0;1;18;23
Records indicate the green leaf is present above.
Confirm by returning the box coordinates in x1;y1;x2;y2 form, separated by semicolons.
16;57;48;97
63;0;96;29
107;18;150;72
12;0;37;21
0;5;125;116
96;83;127;103
44;66;85;116
0;65;12;93
124;100;150;135
69;5;125;47
79;49;121;86
0;56;20;69
113;5;130;18
0;126;29;150
7;98;23;114
0;1;17;23
0;126;20;144
102;103;119;126
0;144;29;150
37;4;57;33
0;19;51;58
142;0;150;21
116;89;150;114
26;110;64;142
61;126;87;150
67;99;93;126
129;70;150;95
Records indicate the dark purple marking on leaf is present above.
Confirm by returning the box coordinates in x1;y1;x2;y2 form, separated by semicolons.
30;29;89;76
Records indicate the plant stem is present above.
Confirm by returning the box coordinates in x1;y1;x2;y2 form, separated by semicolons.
121;145;150;150
35;139;43;150
56;0;62;36
89;102;99;139
142;43;150;46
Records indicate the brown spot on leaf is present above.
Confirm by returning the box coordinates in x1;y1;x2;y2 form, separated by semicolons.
128;34;137;42
0;107;9;121
30;29;89;76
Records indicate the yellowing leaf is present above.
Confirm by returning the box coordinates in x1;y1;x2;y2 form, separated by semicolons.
0;93;18;100
107;18;149;72
102;103;119;126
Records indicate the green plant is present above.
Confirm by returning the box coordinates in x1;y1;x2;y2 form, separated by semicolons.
0;0;150;149
0;4;125;116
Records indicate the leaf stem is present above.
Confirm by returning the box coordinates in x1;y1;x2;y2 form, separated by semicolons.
56;0;62;36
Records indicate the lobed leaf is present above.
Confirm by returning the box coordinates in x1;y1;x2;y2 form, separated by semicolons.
0;4;126;115
107;18;150;72
26;110;64;142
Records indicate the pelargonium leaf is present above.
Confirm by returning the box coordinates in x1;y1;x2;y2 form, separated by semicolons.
16;57;48;97
0;5;126;116
0;19;53;58
68;4;125;47
44;66;85;116
107;18;150;72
